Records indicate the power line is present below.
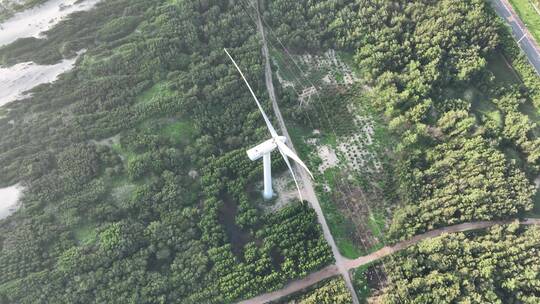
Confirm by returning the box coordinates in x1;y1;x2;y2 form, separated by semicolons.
236;0;395;297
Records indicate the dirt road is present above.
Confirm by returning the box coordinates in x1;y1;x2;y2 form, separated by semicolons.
252;1;359;303
238;218;540;304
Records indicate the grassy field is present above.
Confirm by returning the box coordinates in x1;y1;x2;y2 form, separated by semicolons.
161;120;195;145
468;52;540;217
471;96;503;126
288;108;393;259
352;264;374;303
73;222;97;245
135;81;173;105
319;184;364;259
509;0;540;43
366;212;386;245
486;52;522;86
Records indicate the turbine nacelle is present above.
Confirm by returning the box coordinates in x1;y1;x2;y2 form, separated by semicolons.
247;136;287;161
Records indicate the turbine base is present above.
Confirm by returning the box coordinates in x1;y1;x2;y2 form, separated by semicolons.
262;190;274;200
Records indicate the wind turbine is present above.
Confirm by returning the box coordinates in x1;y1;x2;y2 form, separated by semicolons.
224;48;314;201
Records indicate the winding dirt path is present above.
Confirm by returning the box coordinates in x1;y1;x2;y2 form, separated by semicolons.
237;218;540;304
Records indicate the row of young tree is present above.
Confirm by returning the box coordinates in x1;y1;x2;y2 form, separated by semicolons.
274;277;352;304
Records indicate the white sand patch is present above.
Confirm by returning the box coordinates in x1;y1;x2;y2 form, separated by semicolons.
317;145;338;173
188;170;199;179
0;184;22;220
276;69;294;88
0;57;78;106
306;138;318;145
0;0;101;46
322;74;332;84
261;172;302;213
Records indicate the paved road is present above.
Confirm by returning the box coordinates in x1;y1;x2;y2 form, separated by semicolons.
490;0;540;75
253;1;360;304
238;218;540;304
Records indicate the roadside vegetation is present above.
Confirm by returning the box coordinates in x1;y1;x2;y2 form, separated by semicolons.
272;277;352;304
509;0;540;43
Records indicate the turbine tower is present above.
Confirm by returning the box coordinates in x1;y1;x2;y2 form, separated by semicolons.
224;49;314;201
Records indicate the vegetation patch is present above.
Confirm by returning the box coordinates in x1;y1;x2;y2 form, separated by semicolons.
352;261;386;303
486;52;521;86
135;82;173;105
160;120;195;145
72;223;97;245
3;0;540;303
272;277;352;304
218;198;254;258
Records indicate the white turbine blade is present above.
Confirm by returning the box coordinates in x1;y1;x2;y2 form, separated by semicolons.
277;147;304;202
276;140;314;180
224;48;278;138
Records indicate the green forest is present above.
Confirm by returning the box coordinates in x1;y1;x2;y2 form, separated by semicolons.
1;0;540;303
385;223;540;303
0;1;334;303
